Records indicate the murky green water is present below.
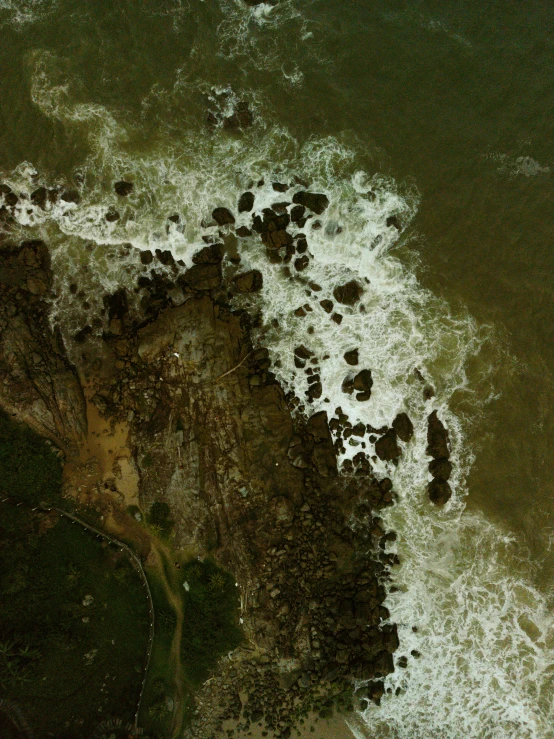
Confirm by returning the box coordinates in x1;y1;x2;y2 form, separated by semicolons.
1;1;554;736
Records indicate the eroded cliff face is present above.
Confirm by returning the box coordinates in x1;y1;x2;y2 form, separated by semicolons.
0;232;399;737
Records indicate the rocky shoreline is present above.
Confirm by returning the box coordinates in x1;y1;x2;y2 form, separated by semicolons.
0;179;452;738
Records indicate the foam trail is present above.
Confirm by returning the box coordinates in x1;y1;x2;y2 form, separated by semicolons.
2;67;554;738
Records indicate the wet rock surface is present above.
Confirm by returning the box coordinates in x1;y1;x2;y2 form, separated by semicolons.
426;410;453;505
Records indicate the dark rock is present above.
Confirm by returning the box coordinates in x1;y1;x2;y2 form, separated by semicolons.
333;280;363;306
375;429;400;461
104;289;128;320
292;191;329;215
212;207;235;226
353;369;373;400
428;478;452;505
223;101;253;129
265;228;293;250
320;299;333;313
105;209;120;222
140;250;153;265
307;381;322;401
429;457;452;480
332;313;343;325
294;255;309;272
155;249;174;266
397;655;408;668
386;215;401;230
238;191;255;213
185;263;222;290
344;349;359;366
74;325;93;343
114;180;134;197
4;192;18;206
272;182;289;192
31;187;48;209
192;243;224;264
236;225;252;237
168;214;180;223
234;269;263;293
426;410;450;459
290;204;306;223
392;412;413;442
61;190;80;204
294;345;313;360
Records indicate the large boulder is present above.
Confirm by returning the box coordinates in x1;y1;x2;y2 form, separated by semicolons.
238;191;255;213
114;180;134;197
344;349;359;366
192;243;224;264
234;270;263;293
212;207;235;226
333;280;363;306
428;478;452;505
375;429;400;461
429;457;452;480
392;412;413;442
292;191;329;215
426;410;450;459
184;263;222;290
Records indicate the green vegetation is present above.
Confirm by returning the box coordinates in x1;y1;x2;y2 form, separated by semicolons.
139;567;179;737
0;410;63;506
0;412;150;738
181;559;242;686
147;501;174;537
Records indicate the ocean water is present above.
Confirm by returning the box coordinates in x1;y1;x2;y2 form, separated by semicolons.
1;1;554;737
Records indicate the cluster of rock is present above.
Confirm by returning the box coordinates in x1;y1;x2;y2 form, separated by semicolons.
426;410;452;505
0;173;457;737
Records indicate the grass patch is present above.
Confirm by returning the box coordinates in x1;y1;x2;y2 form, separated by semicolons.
180;559;242;686
139;567;180;736
0;410;63;506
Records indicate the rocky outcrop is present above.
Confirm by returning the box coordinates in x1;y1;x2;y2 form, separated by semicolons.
426;410;452;505
0;240;87;451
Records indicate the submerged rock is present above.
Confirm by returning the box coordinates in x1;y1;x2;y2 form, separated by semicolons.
222;101;253;129
61;189;81;204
